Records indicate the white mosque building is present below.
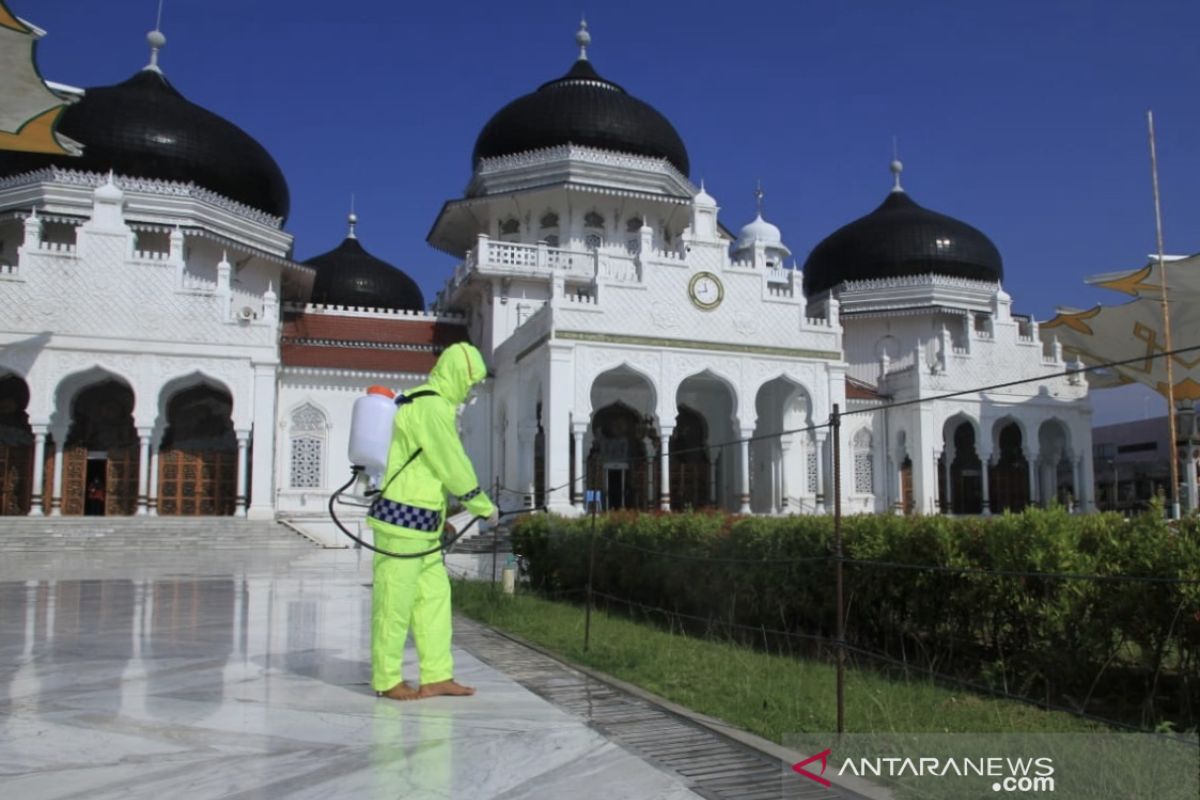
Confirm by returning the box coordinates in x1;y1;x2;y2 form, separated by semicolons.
0;21;1093;530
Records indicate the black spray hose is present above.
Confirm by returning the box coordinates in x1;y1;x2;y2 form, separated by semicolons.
328;469;535;559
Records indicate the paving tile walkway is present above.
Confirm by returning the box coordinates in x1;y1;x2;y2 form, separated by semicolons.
0;542;856;799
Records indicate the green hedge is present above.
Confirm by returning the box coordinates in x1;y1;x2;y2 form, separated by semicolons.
512;506;1200;730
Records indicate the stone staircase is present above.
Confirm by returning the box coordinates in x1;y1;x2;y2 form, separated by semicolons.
449;520;512;554
0;516;322;552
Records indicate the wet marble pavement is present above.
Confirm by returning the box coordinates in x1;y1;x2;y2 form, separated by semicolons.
0;549;701;799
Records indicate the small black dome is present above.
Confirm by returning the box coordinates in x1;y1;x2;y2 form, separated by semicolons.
0;70;289;220
473;58;690;176
304;236;424;312
802;190;1003;297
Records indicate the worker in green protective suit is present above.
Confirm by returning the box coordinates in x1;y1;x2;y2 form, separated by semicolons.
367;341;498;701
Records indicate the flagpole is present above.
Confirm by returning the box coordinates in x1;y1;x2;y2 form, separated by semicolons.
1147;110;1181;519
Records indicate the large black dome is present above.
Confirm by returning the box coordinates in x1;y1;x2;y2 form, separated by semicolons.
802;188;1003;297
0;69;289;220
473;58;690;176
304;234;424;312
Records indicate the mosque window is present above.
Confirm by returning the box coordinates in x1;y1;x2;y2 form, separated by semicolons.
806;448;817;493
585;233;602;251
626;217;643;233
545;234;560;248
499;218;520;237
540;212;559;229
289;404;326;488
584;211;605;229
853;429;874;494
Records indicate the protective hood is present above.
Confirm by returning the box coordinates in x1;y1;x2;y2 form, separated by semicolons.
425;342;487;405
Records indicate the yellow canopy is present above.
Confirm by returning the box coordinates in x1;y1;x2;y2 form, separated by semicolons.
0;2;81;156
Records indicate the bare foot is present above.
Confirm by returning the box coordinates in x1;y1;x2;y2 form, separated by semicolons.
417;679;475;698
376;681;420;701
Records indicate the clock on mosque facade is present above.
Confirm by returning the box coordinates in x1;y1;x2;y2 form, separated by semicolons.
688;271;723;310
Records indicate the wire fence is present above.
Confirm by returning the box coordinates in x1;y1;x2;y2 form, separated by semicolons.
466;342;1200;736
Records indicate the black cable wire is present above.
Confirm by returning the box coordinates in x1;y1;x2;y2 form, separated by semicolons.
517;517;1198;581
841;341;1200;417
526;340;1200;505
570;588;1184;735
327;469;483;559
841;556;1200;585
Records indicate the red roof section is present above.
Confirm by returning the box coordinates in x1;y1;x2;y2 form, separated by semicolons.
282;312;466;347
280;311;469;372
282;344;442;373
846;378;883;401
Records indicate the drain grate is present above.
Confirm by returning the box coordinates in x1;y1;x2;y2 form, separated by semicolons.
454;616;868;800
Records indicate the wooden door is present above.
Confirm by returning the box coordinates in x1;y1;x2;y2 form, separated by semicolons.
0;442;32;515
158;450;236;516
106;447;139;516
900;459;915;515
61;445;87;516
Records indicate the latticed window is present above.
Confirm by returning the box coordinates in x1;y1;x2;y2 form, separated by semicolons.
806;448;817;493
853;429;874;494
584;211;605;229
585;233;602;251
289;404;326;488
540;212;559;229
499;218;520;236
290;438;322;488
626;217;643;232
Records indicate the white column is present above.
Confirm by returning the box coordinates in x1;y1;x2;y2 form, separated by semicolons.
933;449;944;513
147;442;159;516
738;427;753;514
136;432;151;516
814;432;827;513
571;423;586;506
779;438;790;512
1073;455;1085;513
50;438;64;517
659;429;672;511
247;362;278;520
236;435;250;518
1025;448;1039;508
1082;447;1097;513
1185;448;1200;514
543;345;574;512
981;451;993;516
28;429;46;516
517;422;538;508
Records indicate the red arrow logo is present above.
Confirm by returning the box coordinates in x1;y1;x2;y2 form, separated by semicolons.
792;748;832;788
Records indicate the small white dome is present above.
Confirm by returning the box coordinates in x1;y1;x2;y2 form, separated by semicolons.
735;213;790;256
693;180;717;206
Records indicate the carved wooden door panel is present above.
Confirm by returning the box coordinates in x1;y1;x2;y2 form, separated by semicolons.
900;461;915;515
0;442;32;515
158;450;236;516
61;446;87;516
42;444;54;515
106;447;139;516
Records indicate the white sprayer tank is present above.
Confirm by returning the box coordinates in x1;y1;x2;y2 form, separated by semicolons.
348;385;396;478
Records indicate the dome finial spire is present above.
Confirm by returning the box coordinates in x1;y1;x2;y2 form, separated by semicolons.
890;136;904;193
144;0;167;73
755;179;764;217
347;193;358;239
576;17;591;61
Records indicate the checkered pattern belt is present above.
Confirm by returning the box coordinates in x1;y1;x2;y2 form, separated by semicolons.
367;498;441;533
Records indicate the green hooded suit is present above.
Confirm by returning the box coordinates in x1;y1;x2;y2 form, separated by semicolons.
368;341;496;692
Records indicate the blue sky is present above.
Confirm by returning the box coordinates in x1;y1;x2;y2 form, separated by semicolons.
17;1;1200;423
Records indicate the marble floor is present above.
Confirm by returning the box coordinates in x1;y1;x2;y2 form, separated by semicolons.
0;548;702;799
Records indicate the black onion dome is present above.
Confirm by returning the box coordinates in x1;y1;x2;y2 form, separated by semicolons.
802;190;1003;297
472;58;690;176
0;70;289;220
304;236;425;312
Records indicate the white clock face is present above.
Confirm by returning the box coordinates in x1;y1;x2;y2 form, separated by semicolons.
689;272;723;309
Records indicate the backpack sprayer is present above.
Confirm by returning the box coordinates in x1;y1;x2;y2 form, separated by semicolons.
329;385;485;559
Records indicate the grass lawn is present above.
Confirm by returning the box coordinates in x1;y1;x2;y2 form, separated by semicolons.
453;580;1102;741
